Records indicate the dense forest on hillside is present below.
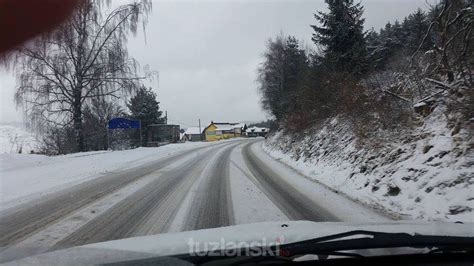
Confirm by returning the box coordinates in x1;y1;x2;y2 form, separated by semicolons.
258;0;473;139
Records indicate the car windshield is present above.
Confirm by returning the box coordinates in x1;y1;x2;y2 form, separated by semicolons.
0;0;473;264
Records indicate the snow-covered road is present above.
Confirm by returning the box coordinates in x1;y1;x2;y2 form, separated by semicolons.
0;139;389;262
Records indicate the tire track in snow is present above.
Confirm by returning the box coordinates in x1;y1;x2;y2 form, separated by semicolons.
0;142;230;247
51;142;238;249
181;142;239;231
228;143;288;224
242;141;339;221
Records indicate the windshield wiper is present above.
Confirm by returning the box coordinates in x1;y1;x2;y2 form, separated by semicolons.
180;230;474;265
281;230;474;257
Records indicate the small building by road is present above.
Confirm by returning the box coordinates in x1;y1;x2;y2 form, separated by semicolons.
246;126;269;137
182;127;203;141
147;124;180;146
203;122;247;141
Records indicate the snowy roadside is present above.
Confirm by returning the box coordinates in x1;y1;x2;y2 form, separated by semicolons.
262;111;473;223
0;125;39;154
0;141;226;210
251;141;390;222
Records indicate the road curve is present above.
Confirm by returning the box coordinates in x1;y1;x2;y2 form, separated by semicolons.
242;141;339;221
1;139;387;263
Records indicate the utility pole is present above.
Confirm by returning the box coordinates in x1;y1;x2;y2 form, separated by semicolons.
106;124;110;150
198;119;202;141
139;120;143;147
165;111;168;124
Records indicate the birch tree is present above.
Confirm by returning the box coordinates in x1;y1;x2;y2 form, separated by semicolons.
14;0;152;152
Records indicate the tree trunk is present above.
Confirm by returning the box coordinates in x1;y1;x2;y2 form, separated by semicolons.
73;91;84;152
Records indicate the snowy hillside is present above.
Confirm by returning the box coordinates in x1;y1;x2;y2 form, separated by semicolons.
263;107;473;223
0;124;39;154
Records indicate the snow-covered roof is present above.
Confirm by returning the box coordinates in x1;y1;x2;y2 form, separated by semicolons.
215;124;236;131
208;122;246;131
233;123;247;129
184;127;202;135
247;126;268;133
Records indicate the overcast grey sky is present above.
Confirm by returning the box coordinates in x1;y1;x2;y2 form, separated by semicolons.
0;0;435;127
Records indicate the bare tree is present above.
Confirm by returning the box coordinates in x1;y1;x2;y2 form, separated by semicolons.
83;97;125;151
415;0;473;84
14;0;152;152
371;0;473;109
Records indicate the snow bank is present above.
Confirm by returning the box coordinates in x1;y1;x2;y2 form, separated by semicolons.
0;141;217;209
263;108;473;222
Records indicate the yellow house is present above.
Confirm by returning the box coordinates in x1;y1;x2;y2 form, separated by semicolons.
203;122;246;141
203;123;220;141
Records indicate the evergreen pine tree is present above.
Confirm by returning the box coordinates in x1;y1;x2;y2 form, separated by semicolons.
127;86;165;146
369;20;405;69
311;0;368;76
404;8;431;53
283;36;309;114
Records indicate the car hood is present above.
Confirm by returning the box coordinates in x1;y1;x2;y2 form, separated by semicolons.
6;221;474;265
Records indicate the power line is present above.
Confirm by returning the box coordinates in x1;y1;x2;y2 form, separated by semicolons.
166;118;197;128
